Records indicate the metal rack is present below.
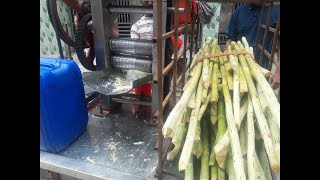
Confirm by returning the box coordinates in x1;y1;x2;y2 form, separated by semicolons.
155;0;280;179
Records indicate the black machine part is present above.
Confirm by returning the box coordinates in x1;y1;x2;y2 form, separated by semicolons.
111;55;152;73
75;13;96;71
47;0;76;47
109;38;153;56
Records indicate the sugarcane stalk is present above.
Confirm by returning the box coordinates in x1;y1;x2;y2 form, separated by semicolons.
257;141;272;180
220;64;246;180
210;62;219;102
203;52;210;89
233;54;240;129
241;37;250;53
163;62;202;137
213;96;248;166
210;39;218;62
232;42;280;173
254;150;267;180
239;65;248;93
226;68;233;91
200;118;210;180
226;154;236;180
218;167;225;180
209;124;217;166
241;38;280;129
211;163;218;180
185;155;194;180
247;97;255;180
239;120;247;156
167;110;188;160
227;46;238;71
179;72;204;170
210;102;218;126
256;83;269;113
188;92;196;109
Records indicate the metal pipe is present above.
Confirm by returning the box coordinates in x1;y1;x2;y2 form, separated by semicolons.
111;55;152;73
110;38;153;56
108;6;184;14
156;0;163;178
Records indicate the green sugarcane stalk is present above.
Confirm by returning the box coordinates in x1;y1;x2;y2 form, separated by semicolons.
232;41;279;173
220;64;246;180
179;72;204;170
185;155;194;180
257;140;272;180
247;97;255;180
200;118;210;180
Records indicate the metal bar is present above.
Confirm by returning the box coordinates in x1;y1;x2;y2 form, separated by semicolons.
257;44;271;60
167;7;185;14
258;3;273;65
255;2;265;54
156;0;163;178
189;7;195;68
195;16;200;51
182;0;189;87
108;6;185;14
111;98;152;106
55;31;64;59
176;74;183;85
65;24;72;60
86;92;99;104
108;6;153;14
268;15;280;70
161;24;191;40
162;43;191;77
261;24;276;33
172;0;179;106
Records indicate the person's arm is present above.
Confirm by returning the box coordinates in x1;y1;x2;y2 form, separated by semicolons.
225;7;239;51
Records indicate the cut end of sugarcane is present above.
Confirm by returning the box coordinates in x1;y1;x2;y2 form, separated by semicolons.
179;162;188;171
270;155;280;174
162;128;173;137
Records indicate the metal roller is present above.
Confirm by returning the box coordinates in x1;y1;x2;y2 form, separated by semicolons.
111;55;152;73
110;38;153;56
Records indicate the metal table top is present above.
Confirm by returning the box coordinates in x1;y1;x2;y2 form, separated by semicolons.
40;104;164;180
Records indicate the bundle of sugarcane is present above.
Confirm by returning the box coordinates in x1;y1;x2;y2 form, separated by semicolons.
162;36;280;180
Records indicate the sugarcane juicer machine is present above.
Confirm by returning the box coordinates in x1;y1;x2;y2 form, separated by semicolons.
48;0;173;118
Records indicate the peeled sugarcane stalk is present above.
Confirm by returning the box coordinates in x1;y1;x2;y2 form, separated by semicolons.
200;118;210;180
167;110;188;160
210;102;218;126
210;39;218;62
188;92;196;109
226;154;236;180
247;97;255;180
220;64;246;180
193;77;204;158
190;52;200;77
203;52;210;89
214;94;227;169
226;66;233;91
163;61;202;137
185;155;194;180
227;46;238;71
233;54;240;129
239;120;247;156
218;167;225;180
210;62;219;103
239;65;248;93
233;42;280;173
254;150;267;180
209;125;217;166
257;141;272;180
241;37;250;53
257;82;280;160
179;72;204;170
213;96;248;166
203;61;214;102
241;38;280;129
211;163;218;180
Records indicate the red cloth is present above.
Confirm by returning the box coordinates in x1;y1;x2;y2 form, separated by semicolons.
171;36;183;50
178;0;198;25
134;83;152;97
